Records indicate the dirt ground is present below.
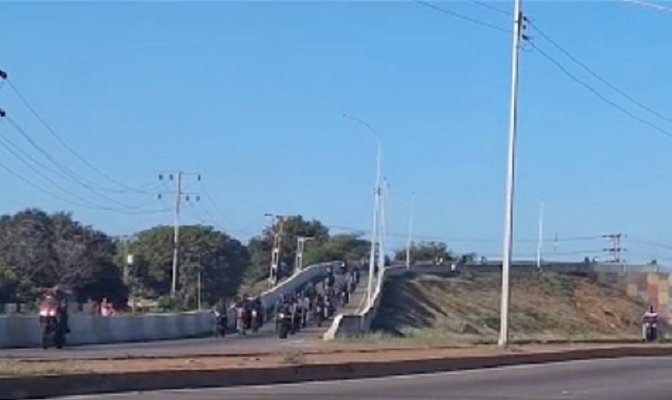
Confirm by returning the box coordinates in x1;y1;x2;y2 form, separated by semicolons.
1;343;667;377
372;270;646;341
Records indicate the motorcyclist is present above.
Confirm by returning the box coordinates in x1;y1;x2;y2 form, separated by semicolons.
275;296;291;333
235;301;247;335
252;297;264;329
51;285;70;333
642;305;658;341
339;280;350;306
211;299;228;337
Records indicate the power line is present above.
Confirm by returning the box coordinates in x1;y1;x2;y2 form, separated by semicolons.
468;0;513;16
528;41;672;139
0;71;153;195
412;2;672;141
413;0;511;34
0;118;166;214
327;223;602;244
2;117;163;212
0;146;164;214
530;23;672;127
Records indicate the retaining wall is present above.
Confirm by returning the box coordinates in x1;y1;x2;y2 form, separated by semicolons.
0;261;338;349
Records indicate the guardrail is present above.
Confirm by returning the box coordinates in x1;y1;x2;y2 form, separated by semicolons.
0;261;339;349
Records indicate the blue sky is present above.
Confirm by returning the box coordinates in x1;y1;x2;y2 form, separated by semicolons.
1;1;672;264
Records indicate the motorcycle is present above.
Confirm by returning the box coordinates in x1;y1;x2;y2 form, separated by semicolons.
644;322;658;342
314;304;324;327
39;302;66;349
292;307;303;333
235;308;247;336
251;309;260;333
277;312;291;339
212;312;227;338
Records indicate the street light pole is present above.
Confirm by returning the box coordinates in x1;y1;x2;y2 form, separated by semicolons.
499;0;524;348
342;114;383;308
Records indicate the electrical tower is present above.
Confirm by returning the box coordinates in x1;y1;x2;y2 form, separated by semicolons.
158;171;201;295
602;233;626;263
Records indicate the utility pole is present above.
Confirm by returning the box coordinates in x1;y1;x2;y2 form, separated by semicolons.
603;233;626;263
342;114;383;310
295;236;314;274
498;0;527;349
406;192;415;270
265;213;286;285
158;171;201;296
536;201;544;270
553;232;558;253
378;178;389;274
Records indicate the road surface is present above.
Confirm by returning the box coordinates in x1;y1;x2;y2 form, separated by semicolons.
50;356;672;399
0;275;369;360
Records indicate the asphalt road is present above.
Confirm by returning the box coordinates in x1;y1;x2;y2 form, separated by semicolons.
0;275;369;360
50;356;672;400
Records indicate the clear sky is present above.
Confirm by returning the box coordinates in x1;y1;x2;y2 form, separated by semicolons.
1;1;672;264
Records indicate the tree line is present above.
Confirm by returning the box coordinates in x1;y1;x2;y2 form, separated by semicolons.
0;209;457;311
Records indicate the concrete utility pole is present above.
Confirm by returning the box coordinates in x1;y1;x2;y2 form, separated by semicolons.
342;114;383;308
265;213;286;285
603;233;626;264
498;0;526;349
378;178;389;275
406;192;416;270
536;200;544;270
117;235;137;285
295;236;314;274
158;171;201;295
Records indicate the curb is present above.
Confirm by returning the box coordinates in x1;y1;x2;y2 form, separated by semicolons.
6;338;657;362
4;339;655;362
3;346;672;399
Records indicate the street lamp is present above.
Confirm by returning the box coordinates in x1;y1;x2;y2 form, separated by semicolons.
342;113;383;308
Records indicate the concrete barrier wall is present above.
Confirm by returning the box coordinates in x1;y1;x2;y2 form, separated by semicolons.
0;261;338;349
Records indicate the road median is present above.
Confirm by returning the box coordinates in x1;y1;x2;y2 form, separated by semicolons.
3;344;672;399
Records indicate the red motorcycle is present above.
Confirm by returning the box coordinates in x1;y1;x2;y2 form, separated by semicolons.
39;297;67;349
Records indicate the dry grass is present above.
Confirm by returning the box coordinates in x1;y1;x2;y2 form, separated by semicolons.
371;271;648;342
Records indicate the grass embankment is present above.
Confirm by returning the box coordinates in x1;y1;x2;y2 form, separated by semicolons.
368;270;648;346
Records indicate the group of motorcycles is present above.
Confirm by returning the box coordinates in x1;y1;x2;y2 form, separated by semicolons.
36;264;362;350
212;264;361;340
212;297;264;338
275;266;360;339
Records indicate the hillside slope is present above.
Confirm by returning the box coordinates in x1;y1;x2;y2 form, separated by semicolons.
371;271;646;341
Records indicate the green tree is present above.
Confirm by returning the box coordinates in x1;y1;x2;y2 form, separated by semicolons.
393;241;453;263
244;215;330;284
128;224;249;309
0;209;126;306
303;234;371;266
